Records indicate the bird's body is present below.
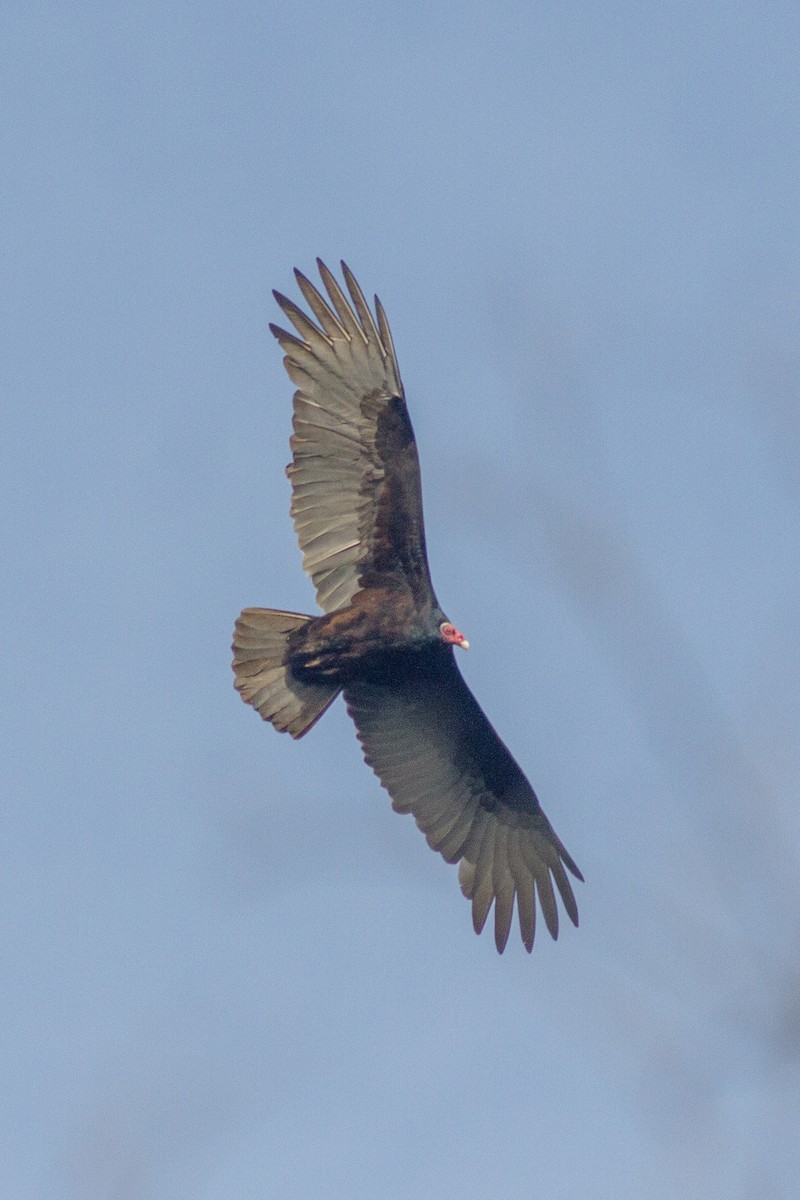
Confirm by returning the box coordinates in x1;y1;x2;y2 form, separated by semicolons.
288;585;436;683
232;261;582;952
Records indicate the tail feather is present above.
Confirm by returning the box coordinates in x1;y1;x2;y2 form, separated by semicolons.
232;608;339;738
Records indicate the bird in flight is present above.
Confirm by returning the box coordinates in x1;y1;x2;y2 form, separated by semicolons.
232;261;582;952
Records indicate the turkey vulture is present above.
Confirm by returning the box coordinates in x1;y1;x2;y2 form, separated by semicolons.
232;260;582;953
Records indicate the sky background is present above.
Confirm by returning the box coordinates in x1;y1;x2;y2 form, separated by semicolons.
4;2;800;1197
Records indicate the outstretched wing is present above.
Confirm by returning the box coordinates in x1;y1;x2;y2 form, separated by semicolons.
344;652;582;953
270;261;436;614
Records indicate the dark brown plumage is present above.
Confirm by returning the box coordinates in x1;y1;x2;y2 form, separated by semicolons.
232;260;582;952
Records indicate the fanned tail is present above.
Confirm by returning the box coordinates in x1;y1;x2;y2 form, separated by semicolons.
232;608;339;738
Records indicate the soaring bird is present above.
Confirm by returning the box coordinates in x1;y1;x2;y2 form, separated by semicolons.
232;261;582;952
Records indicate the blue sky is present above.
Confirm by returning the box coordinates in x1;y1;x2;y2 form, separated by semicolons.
4;3;800;1197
